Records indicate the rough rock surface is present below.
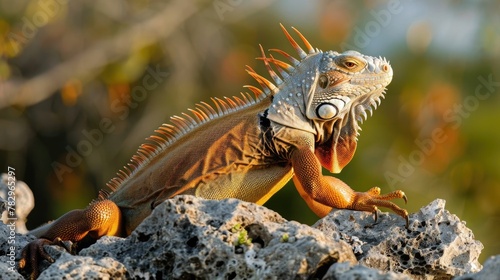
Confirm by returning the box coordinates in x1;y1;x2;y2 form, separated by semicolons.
315;199;484;279
0;191;493;279
0;173;34;234
0;214;34;279
24;196;357;279
323;262;411;280
34;245;128;280
455;255;500;280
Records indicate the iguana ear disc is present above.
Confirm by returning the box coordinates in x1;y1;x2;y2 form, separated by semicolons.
316;103;338;120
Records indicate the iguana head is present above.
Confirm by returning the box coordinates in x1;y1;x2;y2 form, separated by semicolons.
251;25;393;173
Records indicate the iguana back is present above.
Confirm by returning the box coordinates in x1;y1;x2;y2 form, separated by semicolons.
108;97;294;234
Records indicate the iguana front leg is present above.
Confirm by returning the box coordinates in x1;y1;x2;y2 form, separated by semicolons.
19;199;122;279
291;146;409;227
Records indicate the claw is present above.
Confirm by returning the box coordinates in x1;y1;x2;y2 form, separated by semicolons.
373;209;379;224
402;193;408;204
53;237;75;254
350;187;409;229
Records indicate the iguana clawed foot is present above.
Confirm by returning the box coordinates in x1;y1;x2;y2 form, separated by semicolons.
351;187;409;228
19;237;73;280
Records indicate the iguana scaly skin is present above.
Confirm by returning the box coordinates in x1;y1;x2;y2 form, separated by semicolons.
20;24;408;278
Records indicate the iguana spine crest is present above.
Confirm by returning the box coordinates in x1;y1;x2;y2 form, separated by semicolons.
104;24;313;196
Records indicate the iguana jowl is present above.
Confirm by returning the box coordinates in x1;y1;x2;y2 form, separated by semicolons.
20;24;408;278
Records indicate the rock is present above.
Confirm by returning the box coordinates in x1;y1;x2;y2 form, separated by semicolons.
0;192;489;279
456;255;500;280
38;195;356;279
314;199;484;279
323;262;411;280
0;174;36;279
0;262;24;280
0;213;35;279
36;246;128;280
0;173;34;234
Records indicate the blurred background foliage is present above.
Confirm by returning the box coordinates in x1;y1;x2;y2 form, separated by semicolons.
1;0;499;262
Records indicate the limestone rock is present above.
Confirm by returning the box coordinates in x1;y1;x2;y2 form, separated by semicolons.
0;194;490;279
40;195;356;279
0;262;24;280
0;173;34;234
37;246;128;280
0;215;35;279
456;255;500;280
323;262;411;280
0;174;36;279
314;199;483;279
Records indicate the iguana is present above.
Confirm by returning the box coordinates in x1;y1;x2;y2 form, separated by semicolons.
19;24;408;278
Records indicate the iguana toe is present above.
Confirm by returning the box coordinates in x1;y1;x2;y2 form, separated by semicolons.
351;187;409;228
19;238;60;279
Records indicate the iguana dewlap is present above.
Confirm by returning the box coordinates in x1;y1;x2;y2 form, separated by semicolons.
20;24;408;279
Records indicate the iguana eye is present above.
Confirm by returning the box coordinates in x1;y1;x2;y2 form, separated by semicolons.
344;61;357;69
318;74;329;89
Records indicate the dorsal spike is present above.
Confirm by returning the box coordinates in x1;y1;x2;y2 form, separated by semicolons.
243;85;264;97
246;71;274;93
181;112;198;126
291;26;315;54
280;23;307;59
156;125;175;138
98;189;110;200
224;96;238;109
245;65;258;75
136;149;150;159
231;92;246;107
200;102;217;116
140;144;156;153
238;92;251;104
258;44;283;85
195;103;215;120
194;107;210;121
121;166;131;177
188;108;205;122
215;97;227;111
267;54;291;79
210;97;223;115
245;66;277;93
269;48;300;67
267;54;294;72
214;97;230;113
170;116;190;133
147;135;167;147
